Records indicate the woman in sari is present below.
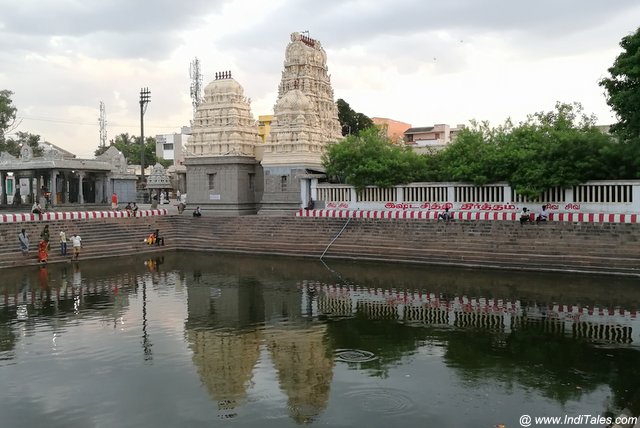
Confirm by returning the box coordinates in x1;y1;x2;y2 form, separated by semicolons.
38;239;49;264
18;229;30;256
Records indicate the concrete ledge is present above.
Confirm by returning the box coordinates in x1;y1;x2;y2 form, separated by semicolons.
296;209;640;223
0;209;168;223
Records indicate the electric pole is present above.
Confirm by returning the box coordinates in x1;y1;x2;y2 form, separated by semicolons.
139;87;151;187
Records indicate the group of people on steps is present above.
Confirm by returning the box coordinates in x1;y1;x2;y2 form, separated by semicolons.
18;225;82;264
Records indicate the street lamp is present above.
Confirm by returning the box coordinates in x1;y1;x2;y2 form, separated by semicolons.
139;87;151;187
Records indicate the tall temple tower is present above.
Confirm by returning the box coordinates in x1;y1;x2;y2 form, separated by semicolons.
259;32;342;214
184;71;263;215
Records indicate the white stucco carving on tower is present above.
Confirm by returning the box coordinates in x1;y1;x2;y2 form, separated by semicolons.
262;32;342;168
185;72;260;158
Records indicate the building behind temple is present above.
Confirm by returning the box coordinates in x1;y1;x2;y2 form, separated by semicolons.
184;32;342;215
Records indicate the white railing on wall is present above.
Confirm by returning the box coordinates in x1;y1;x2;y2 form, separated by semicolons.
402;184;448;202
313;180;640;214
455;185;504;203
512;187;566;203
357;187;395;202
573;183;633;203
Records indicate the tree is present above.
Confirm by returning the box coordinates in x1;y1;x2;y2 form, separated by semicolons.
322;127;429;189
0;90;19;144
433;102;616;197
599;27;640;142
5;131;45;157
336;98;374;136
94;133;159;168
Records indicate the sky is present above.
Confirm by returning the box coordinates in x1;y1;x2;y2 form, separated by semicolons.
0;0;639;159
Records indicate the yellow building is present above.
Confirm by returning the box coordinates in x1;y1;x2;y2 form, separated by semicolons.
257;114;273;144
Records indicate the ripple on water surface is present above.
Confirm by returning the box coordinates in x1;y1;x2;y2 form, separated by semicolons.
335;348;378;363
342;387;417;416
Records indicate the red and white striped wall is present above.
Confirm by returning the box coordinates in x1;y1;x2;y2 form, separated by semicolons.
296;209;640;223
0;209;168;224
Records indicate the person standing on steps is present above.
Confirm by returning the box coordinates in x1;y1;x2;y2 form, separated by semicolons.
37;239;48;265
111;192;118;210
153;229;165;246
71;233;82;261
59;230;68;256
40;225;50;250
18;228;30;256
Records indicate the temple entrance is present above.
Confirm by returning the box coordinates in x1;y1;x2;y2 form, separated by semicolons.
69;177;79;203
83;180;95;203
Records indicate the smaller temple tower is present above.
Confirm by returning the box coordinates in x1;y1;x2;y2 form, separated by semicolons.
184;71;263;215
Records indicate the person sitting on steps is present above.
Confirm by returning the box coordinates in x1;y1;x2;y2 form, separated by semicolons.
438;207;452;222
32;201;44;217
536;204;549;224
193;206;202;217
519;207;532;225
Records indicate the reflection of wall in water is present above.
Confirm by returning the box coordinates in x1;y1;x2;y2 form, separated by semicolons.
0;270;132;316
356;301;399;320
266;325;334;424
262;280;304;323
312;284;639;344
186;275;265;329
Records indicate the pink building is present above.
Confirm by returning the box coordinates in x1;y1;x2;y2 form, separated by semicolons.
372;117;412;144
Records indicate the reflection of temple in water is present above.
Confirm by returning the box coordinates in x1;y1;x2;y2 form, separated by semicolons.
266;325;334;424
185;276;264;418
187;328;261;418
184;275;333;423
313;283;639;345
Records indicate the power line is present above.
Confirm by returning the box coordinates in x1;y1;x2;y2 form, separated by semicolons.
17;115;180;130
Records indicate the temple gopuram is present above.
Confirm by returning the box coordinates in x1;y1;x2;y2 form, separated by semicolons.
184;32;342;215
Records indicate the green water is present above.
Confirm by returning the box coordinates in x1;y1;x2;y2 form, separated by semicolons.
1;252;639;428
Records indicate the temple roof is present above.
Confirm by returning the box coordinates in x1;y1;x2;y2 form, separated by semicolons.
204;77;244;97
0;155;112;171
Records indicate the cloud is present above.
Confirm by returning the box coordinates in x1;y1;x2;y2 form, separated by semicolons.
0;0;639;157
221;0;639;52
0;0;229;59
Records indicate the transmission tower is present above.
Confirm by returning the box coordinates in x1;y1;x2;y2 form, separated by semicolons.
189;57;203;116
98;101;107;147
